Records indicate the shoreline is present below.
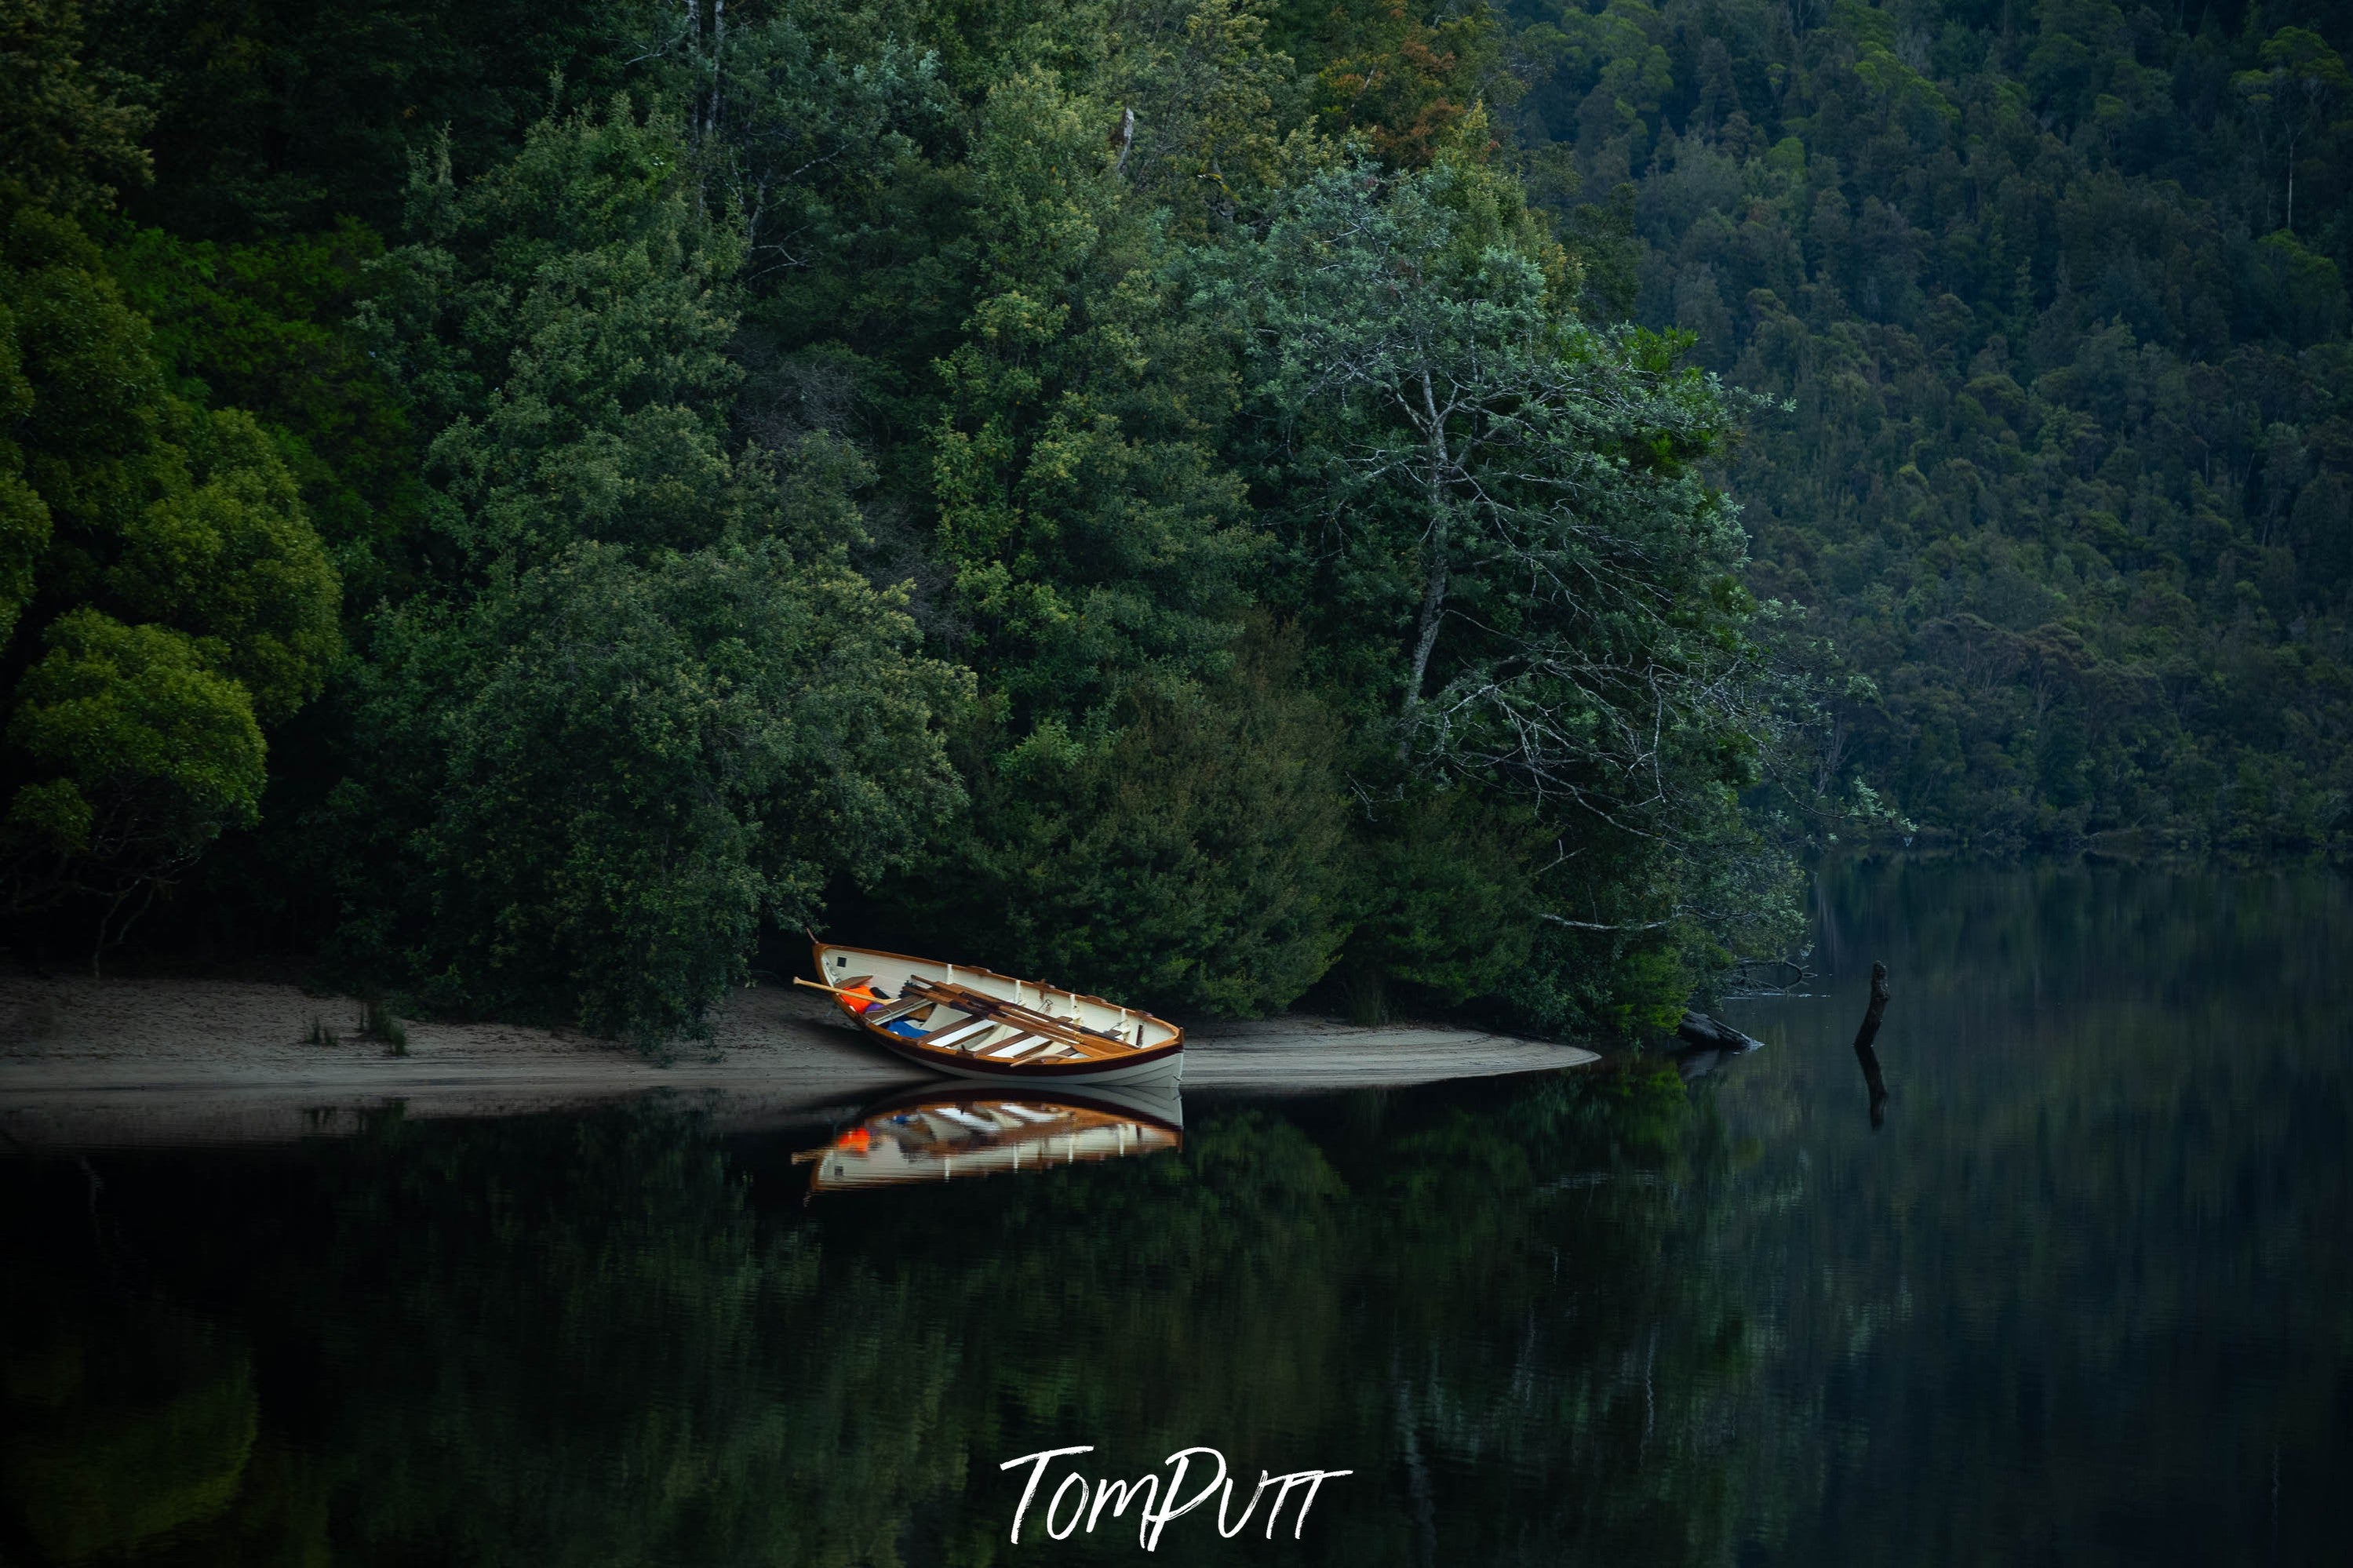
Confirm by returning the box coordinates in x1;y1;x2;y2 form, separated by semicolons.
0;973;1599;1148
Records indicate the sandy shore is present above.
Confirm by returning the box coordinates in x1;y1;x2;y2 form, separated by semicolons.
0;974;1597;1148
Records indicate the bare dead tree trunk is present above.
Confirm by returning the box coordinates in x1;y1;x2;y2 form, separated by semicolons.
1852;959;1890;1128
1399;372;1452;754
1402;526;1446;723
1109;106;1135;173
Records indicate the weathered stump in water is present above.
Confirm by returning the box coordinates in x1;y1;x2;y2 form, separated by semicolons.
1852;960;1891;1128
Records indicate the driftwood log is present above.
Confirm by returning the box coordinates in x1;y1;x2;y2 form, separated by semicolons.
1672;1009;1765;1082
1852;960;1891;1128
1676;1010;1764;1053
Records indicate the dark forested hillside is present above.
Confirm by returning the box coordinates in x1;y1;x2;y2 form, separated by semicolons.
2;0;2344;1042
1498;0;2353;853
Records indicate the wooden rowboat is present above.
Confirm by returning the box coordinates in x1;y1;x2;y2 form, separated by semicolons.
803;939;1184;1085
792;1082;1182;1194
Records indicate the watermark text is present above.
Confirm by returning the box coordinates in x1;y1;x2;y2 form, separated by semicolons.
1000;1446;1353;1550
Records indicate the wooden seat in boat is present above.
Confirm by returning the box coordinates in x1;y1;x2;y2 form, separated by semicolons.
923;1018;998;1050
988;1035;1082;1061
984;1033;1051;1058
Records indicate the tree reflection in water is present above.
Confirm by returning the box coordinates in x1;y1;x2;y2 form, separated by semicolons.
2;1062;1752;1566
4;864;2350;1565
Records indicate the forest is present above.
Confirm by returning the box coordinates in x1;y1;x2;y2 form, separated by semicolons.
1;0;2346;1043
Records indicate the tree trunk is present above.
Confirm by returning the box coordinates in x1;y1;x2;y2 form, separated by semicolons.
1852;959;1890;1127
1401;532;1447;726
708;0;726;141
1399;373;1452;754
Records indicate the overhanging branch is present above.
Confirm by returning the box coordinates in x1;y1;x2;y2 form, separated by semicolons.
1539;913;1674;932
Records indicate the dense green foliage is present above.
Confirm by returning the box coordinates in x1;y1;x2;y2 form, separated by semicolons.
11;0;2341;1038
1225;151;1809;1016
1497;0;2353;854
329;100;968;1042
1;152;339;955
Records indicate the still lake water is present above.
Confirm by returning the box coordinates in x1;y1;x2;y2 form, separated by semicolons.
3;862;2349;1566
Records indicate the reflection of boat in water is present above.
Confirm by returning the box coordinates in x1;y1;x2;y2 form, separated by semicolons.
802;939;1184;1085
795;1083;1183;1194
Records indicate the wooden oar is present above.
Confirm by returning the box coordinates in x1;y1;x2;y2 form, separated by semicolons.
901;979;1131;1060
907;977;1115;1036
794;977;866;1000
802;973;1061;1055
905;979;1075;1031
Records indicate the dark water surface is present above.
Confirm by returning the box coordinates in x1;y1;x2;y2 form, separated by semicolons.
4;863;2349;1566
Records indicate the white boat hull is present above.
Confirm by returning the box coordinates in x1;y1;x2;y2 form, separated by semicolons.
813;940;1185;1086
